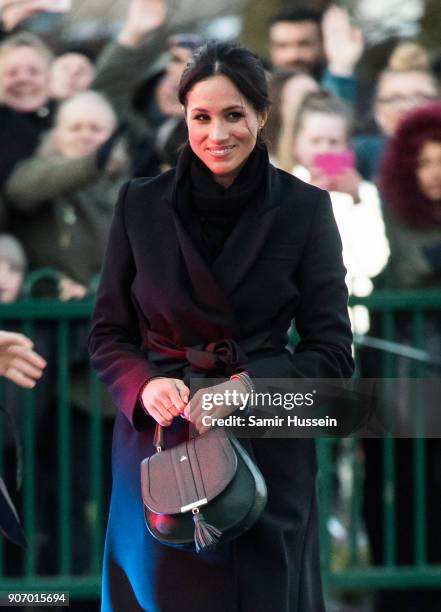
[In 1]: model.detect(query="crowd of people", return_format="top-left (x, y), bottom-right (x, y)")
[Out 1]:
top-left (0, 1), bottom-right (439, 306)
top-left (0, 0), bottom-right (440, 610)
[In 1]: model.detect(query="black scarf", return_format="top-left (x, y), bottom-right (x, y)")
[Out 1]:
top-left (175, 143), bottom-right (268, 263)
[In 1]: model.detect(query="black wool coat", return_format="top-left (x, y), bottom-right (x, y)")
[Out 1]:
top-left (88, 161), bottom-right (354, 612)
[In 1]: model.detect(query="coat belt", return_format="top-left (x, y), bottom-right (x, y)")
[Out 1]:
top-left (143, 330), bottom-right (273, 376)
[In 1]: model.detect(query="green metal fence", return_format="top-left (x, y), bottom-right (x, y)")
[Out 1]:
top-left (0, 288), bottom-right (440, 602)
top-left (0, 296), bottom-right (104, 599)
top-left (319, 288), bottom-right (441, 596)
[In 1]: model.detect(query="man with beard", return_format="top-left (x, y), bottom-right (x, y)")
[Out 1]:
top-left (268, 6), bottom-right (363, 105)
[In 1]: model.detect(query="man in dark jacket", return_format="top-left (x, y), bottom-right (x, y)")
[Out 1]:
top-left (0, 32), bottom-right (55, 190)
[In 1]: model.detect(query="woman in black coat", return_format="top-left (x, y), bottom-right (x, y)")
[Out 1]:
top-left (88, 42), bottom-right (354, 612)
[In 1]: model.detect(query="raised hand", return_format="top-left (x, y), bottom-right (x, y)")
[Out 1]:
top-left (0, 0), bottom-right (48, 31)
top-left (0, 330), bottom-right (46, 389)
top-left (322, 5), bottom-right (364, 77)
top-left (119, 0), bottom-right (168, 48)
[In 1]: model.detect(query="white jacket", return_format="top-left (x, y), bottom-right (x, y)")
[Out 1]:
top-left (293, 166), bottom-right (390, 297)
top-left (292, 166), bottom-right (390, 333)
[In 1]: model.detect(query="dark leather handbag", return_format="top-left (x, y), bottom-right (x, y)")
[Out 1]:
top-left (140, 424), bottom-right (267, 552)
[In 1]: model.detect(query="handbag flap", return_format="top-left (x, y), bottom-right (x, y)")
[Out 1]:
top-left (140, 429), bottom-right (237, 514)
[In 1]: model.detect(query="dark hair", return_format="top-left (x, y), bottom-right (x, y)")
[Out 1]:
top-left (269, 8), bottom-right (322, 27)
top-left (178, 41), bottom-right (270, 113)
top-left (379, 103), bottom-right (441, 229)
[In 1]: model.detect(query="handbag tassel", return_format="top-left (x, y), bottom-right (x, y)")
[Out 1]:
top-left (192, 509), bottom-right (222, 552)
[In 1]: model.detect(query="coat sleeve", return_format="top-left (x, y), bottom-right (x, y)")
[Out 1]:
top-left (245, 190), bottom-right (354, 380)
top-left (4, 153), bottom-right (100, 213)
top-left (92, 39), bottom-right (165, 138)
top-left (88, 181), bottom-right (163, 430)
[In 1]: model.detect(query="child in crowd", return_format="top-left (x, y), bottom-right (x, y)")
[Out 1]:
top-left (290, 91), bottom-right (390, 331)
top-left (0, 234), bottom-right (26, 303)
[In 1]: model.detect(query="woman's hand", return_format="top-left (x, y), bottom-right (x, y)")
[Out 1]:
top-left (183, 378), bottom-right (248, 434)
top-left (0, 330), bottom-right (46, 388)
top-left (141, 377), bottom-right (189, 427)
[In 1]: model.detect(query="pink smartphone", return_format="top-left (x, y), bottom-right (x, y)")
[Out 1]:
top-left (313, 151), bottom-right (355, 177)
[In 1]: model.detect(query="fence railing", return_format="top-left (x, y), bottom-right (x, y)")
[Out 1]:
top-left (0, 288), bottom-right (440, 601)
top-left (318, 289), bottom-right (441, 595)
top-left (0, 297), bottom-right (104, 598)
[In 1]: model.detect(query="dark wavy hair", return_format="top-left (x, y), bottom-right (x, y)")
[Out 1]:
top-left (379, 103), bottom-right (441, 229)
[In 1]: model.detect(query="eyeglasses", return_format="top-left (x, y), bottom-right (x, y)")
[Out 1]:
top-left (376, 94), bottom-right (439, 106)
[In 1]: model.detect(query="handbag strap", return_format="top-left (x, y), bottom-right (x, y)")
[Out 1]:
top-left (153, 421), bottom-right (199, 453)
top-left (153, 423), bottom-right (164, 452)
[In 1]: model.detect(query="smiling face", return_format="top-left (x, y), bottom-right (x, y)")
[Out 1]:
top-left (0, 45), bottom-right (50, 112)
top-left (269, 20), bottom-right (323, 72)
top-left (416, 141), bottom-right (441, 202)
top-left (186, 74), bottom-right (266, 188)
top-left (53, 96), bottom-right (115, 159)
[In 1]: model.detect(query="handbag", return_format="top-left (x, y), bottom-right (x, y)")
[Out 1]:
top-left (140, 423), bottom-right (267, 552)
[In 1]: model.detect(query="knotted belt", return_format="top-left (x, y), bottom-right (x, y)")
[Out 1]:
top-left (143, 330), bottom-right (273, 377)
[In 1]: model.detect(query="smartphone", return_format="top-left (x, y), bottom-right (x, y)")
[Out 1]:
top-left (313, 151), bottom-right (355, 177)
top-left (41, 0), bottom-right (71, 12)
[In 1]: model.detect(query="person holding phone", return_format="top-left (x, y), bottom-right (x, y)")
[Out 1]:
top-left (290, 91), bottom-right (389, 330)
top-left (89, 42), bottom-right (353, 612)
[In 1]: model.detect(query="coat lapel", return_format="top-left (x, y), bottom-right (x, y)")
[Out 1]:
top-left (169, 198), bottom-right (240, 335)
top-left (165, 162), bottom-right (280, 330)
